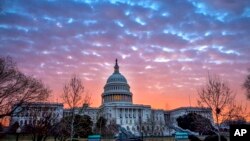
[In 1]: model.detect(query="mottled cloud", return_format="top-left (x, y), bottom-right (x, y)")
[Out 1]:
top-left (1, 0), bottom-right (250, 109)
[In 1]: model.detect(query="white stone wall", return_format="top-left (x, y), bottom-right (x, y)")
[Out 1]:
top-left (63, 107), bottom-right (98, 124)
top-left (11, 102), bottom-right (63, 127)
top-left (11, 102), bottom-right (213, 136)
top-left (168, 107), bottom-right (213, 126)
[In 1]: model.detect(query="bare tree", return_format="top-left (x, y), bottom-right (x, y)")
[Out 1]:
top-left (106, 119), bottom-right (119, 137)
top-left (221, 101), bottom-right (249, 124)
top-left (0, 56), bottom-right (50, 120)
top-left (62, 75), bottom-right (90, 141)
top-left (22, 109), bottom-right (59, 141)
top-left (197, 73), bottom-right (247, 141)
top-left (53, 118), bottom-right (71, 141)
top-left (243, 68), bottom-right (250, 100)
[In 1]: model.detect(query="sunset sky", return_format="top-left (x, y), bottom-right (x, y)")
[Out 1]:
top-left (1, 0), bottom-right (250, 110)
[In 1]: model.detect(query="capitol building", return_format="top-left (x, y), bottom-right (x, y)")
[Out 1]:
top-left (11, 59), bottom-right (213, 136)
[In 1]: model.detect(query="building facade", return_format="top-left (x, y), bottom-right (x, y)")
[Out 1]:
top-left (70, 59), bottom-right (213, 136)
top-left (11, 102), bottom-right (63, 127)
top-left (11, 59), bottom-right (213, 136)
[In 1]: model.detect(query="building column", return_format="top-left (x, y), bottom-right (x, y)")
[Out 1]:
top-left (132, 108), bottom-right (134, 119)
top-left (122, 108), bottom-right (124, 125)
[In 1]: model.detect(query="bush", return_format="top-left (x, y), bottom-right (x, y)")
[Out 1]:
top-left (176, 113), bottom-right (214, 135)
top-left (204, 135), bottom-right (227, 141)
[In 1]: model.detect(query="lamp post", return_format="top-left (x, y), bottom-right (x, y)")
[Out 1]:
top-left (16, 127), bottom-right (21, 141)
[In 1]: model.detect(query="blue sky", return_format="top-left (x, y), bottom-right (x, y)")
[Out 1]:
top-left (1, 0), bottom-right (250, 108)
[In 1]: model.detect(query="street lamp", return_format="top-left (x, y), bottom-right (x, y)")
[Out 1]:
top-left (16, 127), bottom-right (21, 141)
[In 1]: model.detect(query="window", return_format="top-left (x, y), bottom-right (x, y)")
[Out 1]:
top-left (20, 120), bottom-right (23, 126)
top-left (132, 127), bottom-right (134, 131)
top-left (127, 126), bottom-right (130, 130)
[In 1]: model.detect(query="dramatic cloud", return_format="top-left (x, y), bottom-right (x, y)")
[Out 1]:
top-left (1, 0), bottom-right (250, 109)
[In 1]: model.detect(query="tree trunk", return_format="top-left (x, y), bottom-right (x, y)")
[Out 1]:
top-left (15, 133), bottom-right (19, 141)
top-left (32, 133), bottom-right (36, 141)
top-left (216, 115), bottom-right (221, 141)
top-left (70, 108), bottom-right (75, 141)
top-left (43, 135), bottom-right (48, 141)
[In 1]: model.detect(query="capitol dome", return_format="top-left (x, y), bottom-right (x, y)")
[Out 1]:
top-left (106, 71), bottom-right (127, 83)
top-left (102, 59), bottom-right (132, 105)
